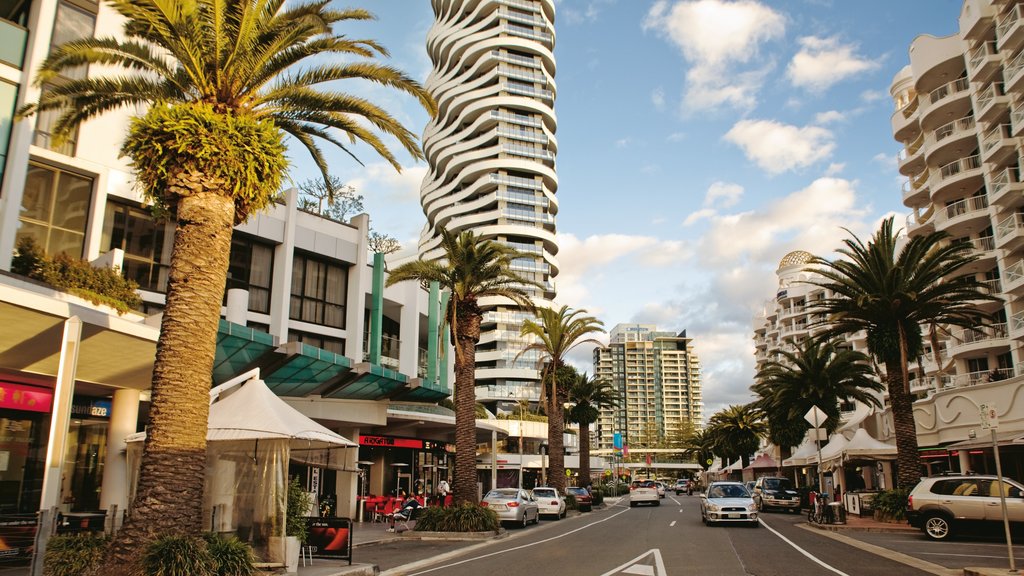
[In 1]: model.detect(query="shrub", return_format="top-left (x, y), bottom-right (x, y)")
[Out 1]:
top-left (413, 503), bottom-right (499, 532)
top-left (11, 237), bottom-right (44, 277)
top-left (589, 487), bottom-right (605, 506)
top-left (286, 477), bottom-right (313, 541)
top-left (43, 533), bottom-right (109, 576)
top-left (873, 488), bottom-right (909, 522)
top-left (142, 535), bottom-right (216, 576)
top-left (564, 493), bottom-right (578, 511)
top-left (204, 533), bottom-right (257, 576)
top-left (37, 254), bottom-right (142, 313)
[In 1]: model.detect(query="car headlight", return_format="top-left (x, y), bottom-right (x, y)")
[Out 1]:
top-left (706, 503), bottom-right (720, 512)
top-left (747, 503), bottom-right (757, 511)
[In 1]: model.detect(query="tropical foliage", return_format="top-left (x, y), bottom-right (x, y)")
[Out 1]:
top-left (386, 229), bottom-right (537, 504)
top-left (752, 338), bottom-right (884, 451)
top-left (19, 1), bottom-right (434, 565)
top-left (679, 428), bottom-right (715, 471)
top-left (519, 306), bottom-right (605, 492)
top-left (807, 216), bottom-right (999, 489)
top-left (567, 371), bottom-right (619, 485)
top-left (413, 502), bottom-right (500, 533)
top-left (705, 404), bottom-right (766, 468)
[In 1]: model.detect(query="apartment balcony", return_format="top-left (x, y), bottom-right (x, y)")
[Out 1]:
top-left (948, 323), bottom-right (1008, 357)
top-left (969, 236), bottom-right (999, 273)
top-left (931, 154), bottom-right (983, 203)
top-left (995, 211), bottom-right (1024, 250)
top-left (935, 194), bottom-right (989, 237)
top-left (906, 205), bottom-right (936, 235)
top-left (997, 4), bottom-right (1024, 54)
top-left (1013, 102), bottom-right (1024, 137)
top-left (921, 77), bottom-right (971, 128)
top-left (986, 166), bottom-right (1024, 204)
top-left (901, 169), bottom-right (931, 205)
top-left (924, 115), bottom-right (977, 166)
top-left (968, 40), bottom-right (1001, 83)
top-left (961, 0), bottom-right (996, 42)
top-left (1012, 309), bottom-right (1024, 340)
top-left (980, 123), bottom-right (1017, 165)
top-left (892, 98), bottom-right (921, 142)
top-left (1003, 259), bottom-right (1024, 295)
top-left (897, 132), bottom-right (926, 176)
top-left (1006, 49), bottom-right (1024, 95)
top-left (973, 82), bottom-right (1010, 124)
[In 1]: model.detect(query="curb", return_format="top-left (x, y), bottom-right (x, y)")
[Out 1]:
top-left (805, 521), bottom-right (919, 534)
top-left (399, 529), bottom-right (509, 541)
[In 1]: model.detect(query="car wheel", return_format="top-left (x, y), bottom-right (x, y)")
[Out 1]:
top-left (654, 500), bottom-right (660, 506)
top-left (751, 520), bottom-right (760, 528)
top-left (630, 501), bottom-right (636, 508)
top-left (923, 513), bottom-right (953, 540)
top-left (521, 514), bottom-right (529, 529)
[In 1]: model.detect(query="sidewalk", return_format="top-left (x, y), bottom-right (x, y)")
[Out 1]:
top-left (805, 512), bottom-right (919, 534)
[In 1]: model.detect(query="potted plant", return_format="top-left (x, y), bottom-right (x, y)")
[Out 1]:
top-left (285, 477), bottom-right (313, 573)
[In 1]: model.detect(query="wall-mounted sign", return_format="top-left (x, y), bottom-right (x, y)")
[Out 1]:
top-left (0, 382), bottom-right (53, 413)
top-left (71, 398), bottom-right (111, 419)
top-left (359, 435), bottom-right (454, 452)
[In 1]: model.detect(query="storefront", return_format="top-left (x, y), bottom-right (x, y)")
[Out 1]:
top-left (357, 434), bottom-right (453, 501)
top-left (0, 380), bottom-right (53, 514)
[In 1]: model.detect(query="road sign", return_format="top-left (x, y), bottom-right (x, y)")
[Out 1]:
top-left (980, 404), bottom-right (999, 430)
top-left (804, 405), bottom-right (827, 428)
top-left (812, 427), bottom-right (828, 441)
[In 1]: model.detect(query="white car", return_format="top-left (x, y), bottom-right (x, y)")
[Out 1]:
top-left (481, 488), bottom-right (540, 527)
top-left (700, 481), bottom-right (759, 527)
top-left (654, 481), bottom-right (667, 498)
top-left (531, 487), bottom-right (567, 519)
top-left (629, 480), bottom-right (660, 507)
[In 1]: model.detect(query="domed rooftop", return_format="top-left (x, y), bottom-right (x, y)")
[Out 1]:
top-left (779, 250), bottom-right (814, 269)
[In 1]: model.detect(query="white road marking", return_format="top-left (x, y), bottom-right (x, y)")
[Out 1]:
top-left (405, 507), bottom-right (633, 575)
top-left (920, 552), bottom-right (1018, 559)
top-left (669, 520), bottom-right (676, 527)
top-left (600, 549), bottom-right (667, 576)
top-left (758, 517), bottom-right (851, 576)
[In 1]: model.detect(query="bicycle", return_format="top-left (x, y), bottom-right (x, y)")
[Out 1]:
top-left (807, 492), bottom-right (833, 524)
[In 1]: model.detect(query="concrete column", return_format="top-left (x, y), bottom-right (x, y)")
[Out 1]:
top-left (368, 253), bottom-right (384, 364)
top-left (344, 214), bottom-right (370, 361)
top-left (40, 317), bottom-right (81, 510)
top-left (958, 449), bottom-right (972, 473)
top-left (269, 188), bottom-right (298, 342)
top-left (426, 282), bottom-right (439, 383)
top-left (99, 388), bottom-right (140, 522)
top-left (225, 288), bottom-right (249, 325)
top-left (878, 461), bottom-right (894, 491)
top-left (398, 281), bottom-right (419, 377)
top-left (335, 427), bottom-right (360, 519)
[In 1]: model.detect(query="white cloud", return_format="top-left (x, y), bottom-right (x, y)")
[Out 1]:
top-left (787, 36), bottom-right (879, 91)
top-left (644, 0), bottom-right (785, 112)
top-left (652, 87), bottom-right (666, 110)
top-left (814, 110), bottom-right (846, 124)
top-left (873, 151), bottom-right (898, 170)
top-left (704, 181), bottom-right (743, 208)
top-left (615, 137), bottom-right (633, 148)
top-left (724, 119), bottom-right (834, 174)
top-left (824, 162), bottom-right (845, 176)
top-left (684, 208), bottom-right (716, 226)
top-left (666, 132), bottom-right (686, 142)
top-left (347, 163), bottom-right (425, 205)
top-left (861, 89), bottom-right (887, 103)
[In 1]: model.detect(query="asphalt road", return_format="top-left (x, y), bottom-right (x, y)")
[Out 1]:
top-left (369, 494), bottom-right (977, 576)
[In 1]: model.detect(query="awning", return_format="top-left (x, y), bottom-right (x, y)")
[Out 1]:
top-left (947, 430), bottom-right (1024, 450)
top-left (783, 434), bottom-right (819, 466)
top-left (743, 453), bottom-right (779, 472)
top-left (841, 428), bottom-right (896, 461)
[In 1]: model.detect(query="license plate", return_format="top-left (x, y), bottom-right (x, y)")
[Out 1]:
top-left (727, 513), bottom-right (739, 519)
top-left (493, 504), bottom-right (507, 511)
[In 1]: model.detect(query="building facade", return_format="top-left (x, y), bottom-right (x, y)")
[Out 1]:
top-left (417, 0), bottom-right (559, 406)
top-left (593, 324), bottom-right (703, 452)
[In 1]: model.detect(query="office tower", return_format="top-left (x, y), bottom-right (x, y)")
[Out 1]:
top-left (593, 324), bottom-right (703, 451)
top-left (419, 0), bottom-right (559, 406)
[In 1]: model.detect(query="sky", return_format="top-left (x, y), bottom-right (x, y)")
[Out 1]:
top-left (289, 0), bottom-right (966, 421)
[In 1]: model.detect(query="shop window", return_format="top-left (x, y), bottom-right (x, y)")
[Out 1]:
top-left (101, 201), bottom-right (173, 293)
top-left (290, 253), bottom-right (346, 328)
top-left (288, 330), bottom-right (344, 355)
top-left (0, 410), bottom-right (47, 514)
top-left (226, 235), bottom-right (274, 314)
top-left (17, 163), bottom-right (92, 258)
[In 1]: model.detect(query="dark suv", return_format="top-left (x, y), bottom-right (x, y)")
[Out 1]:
top-left (752, 477), bottom-right (801, 513)
top-left (906, 474), bottom-right (1024, 540)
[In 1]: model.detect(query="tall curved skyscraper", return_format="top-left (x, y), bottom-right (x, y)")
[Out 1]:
top-left (419, 0), bottom-right (559, 406)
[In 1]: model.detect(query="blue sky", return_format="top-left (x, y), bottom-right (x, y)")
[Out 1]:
top-left (292, 0), bottom-right (965, 420)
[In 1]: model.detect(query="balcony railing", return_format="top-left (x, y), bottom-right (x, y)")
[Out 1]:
top-left (996, 212), bottom-right (1024, 238)
top-left (997, 4), bottom-right (1024, 45)
top-left (1006, 49), bottom-right (1024, 84)
top-left (934, 115), bottom-right (975, 142)
top-left (898, 132), bottom-right (925, 162)
top-left (490, 172), bottom-right (542, 189)
top-left (952, 322), bottom-right (1007, 345)
top-left (941, 194), bottom-right (988, 222)
top-left (989, 166), bottom-right (1021, 198)
top-left (981, 123), bottom-right (1012, 155)
top-left (968, 40), bottom-right (998, 73)
top-left (939, 154), bottom-right (981, 180)
top-left (928, 76), bottom-right (970, 105)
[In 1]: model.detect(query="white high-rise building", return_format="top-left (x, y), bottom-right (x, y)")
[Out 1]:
top-left (418, 0), bottom-right (559, 406)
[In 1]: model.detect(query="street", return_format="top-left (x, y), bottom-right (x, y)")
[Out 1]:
top-left (361, 494), bottom-right (1024, 576)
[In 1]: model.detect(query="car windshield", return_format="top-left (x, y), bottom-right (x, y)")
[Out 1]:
top-left (567, 487), bottom-right (587, 495)
top-left (709, 485), bottom-right (749, 498)
top-left (533, 489), bottom-right (556, 498)
top-left (764, 478), bottom-right (792, 490)
top-left (485, 490), bottom-right (519, 499)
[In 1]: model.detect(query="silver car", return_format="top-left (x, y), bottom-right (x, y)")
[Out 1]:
top-left (531, 487), bottom-right (567, 519)
top-left (700, 482), bottom-right (759, 527)
top-left (481, 488), bottom-right (540, 527)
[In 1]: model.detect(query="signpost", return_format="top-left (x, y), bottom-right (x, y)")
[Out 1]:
top-left (804, 405), bottom-right (828, 499)
top-left (980, 403), bottom-right (1016, 573)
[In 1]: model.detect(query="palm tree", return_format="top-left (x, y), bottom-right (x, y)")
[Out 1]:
top-left (752, 338), bottom-right (884, 452)
top-left (566, 371), bottom-right (618, 486)
top-left (807, 216), bottom-right (1000, 489)
top-left (680, 428), bottom-right (715, 472)
top-left (518, 306), bottom-right (605, 492)
top-left (386, 229), bottom-right (537, 504)
top-left (18, 1), bottom-right (434, 564)
top-left (707, 404), bottom-right (766, 469)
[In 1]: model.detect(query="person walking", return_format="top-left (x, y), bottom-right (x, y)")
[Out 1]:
top-left (437, 478), bottom-right (450, 507)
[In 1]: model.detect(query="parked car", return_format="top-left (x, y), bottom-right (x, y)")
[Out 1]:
top-left (629, 480), bottom-right (660, 507)
top-left (654, 481), bottom-right (667, 498)
top-left (752, 477), bottom-right (801, 513)
top-left (531, 487), bottom-right (567, 520)
top-left (700, 481), bottom-right (758, 527)
top-left (481, 488), bottom-right (540, 527)
top-left (566, 486), bottom-right (594, 512)
top-left (674, 479), bottom-right (689, 495)
top-left (906, 474), bottom-right (1024, 540)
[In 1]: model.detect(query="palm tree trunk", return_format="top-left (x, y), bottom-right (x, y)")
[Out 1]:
top-left (886, 358), bottom-right (924, 489)
top-left (548, 381), bottom-right (566, 492)
top-left (578, 420), bottom-right (591, 486)
top-left (452, 305), bottom-right (481, 505)
top-left (109, 190), bottom-right (235, 567)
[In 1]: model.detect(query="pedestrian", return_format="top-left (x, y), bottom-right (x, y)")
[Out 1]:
top-left (437, 478), bottom-right (450, 507)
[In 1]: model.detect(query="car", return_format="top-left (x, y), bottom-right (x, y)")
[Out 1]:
top-left (629, 480), bottom-right (660, 507)
top-left (673, 479), bottom-right (689, 495)
top-left (531, 487), bottom-right (567, 519)
top-left (481, 488), bottom-right (540, 527)
top-left (566, 486), bottom-right (594, 512)
top-left (745, 480), bottom-right (756, 493)
top-left (654, 481), bottom-right (667, 498)
top-left (752, 477), bottom-right (801, 513)
top-left (700, 481), bottom-right (758, 527)
top-left (905, 474), bottom-right (1024, 540)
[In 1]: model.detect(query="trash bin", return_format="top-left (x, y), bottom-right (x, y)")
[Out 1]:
top-left (828, 502), bottom-right (846, 525)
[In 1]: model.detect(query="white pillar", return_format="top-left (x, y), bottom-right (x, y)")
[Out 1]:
top-left (225, 288), bottom-right (249, 325)
top-left (99, 388), bottom-right (140, 522)
top-left (958, 449), bottom-right (971, 473)
top-left (40, 317), bottom-right (82, 510)
top-left (269, 187), bottom-right (298, 341)
top-left (335, 427), bottom-right (359, 519)
top-left (344, 214), bottom-right (370, 361)
top-left (491, 431), bottom-right (498, 491)
top-left (398, 282), bottom-right (419, 377)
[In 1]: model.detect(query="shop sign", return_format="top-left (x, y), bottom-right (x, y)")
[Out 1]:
top-left (359, 435), bottom-right (423, 449)
top-left (0, 383), bottom-right (53, 413)
top-left (305, 517), bottom-right (352, 560)
top-left (71, 398), bottom-right (111, 419)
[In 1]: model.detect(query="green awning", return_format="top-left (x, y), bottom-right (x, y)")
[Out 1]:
top-left (213, 320), bottom-right (276, 384)
top-left (393, 378), bottom-right (450, 402)
top-left (323, 362), bottom-right (410, 400)
top-left (262, 341), bottom-right (353, 397)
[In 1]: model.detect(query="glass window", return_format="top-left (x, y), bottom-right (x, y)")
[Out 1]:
top-left (0, 80), bottom-right (16, 184)
top-left (50, 2), bottom-right (96, 80)
top-left (102, 201), bottom-right (173, 293)
top-left (226, 235), bottom-right (274, 314)
top-left (290, 253), bottom-right (346, 328)
top-left (288, 330), bottom-right (344, 355)
top-left (17, 164), bottom-right (92, 258)
top-left (0, 1), bottom-right (30, 68)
